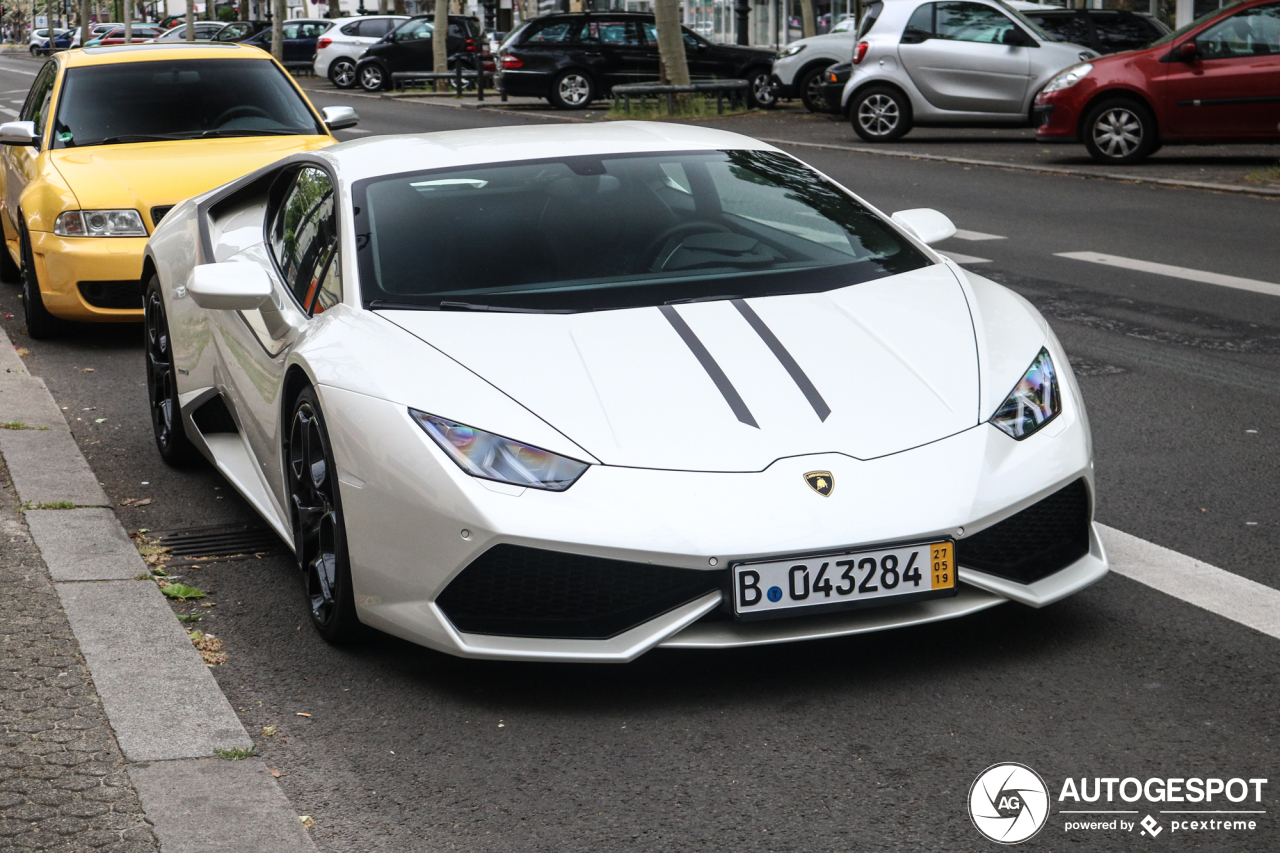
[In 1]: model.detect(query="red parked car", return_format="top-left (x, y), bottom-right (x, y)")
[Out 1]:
top-left (1035, 0), bottom-right (1280, 164)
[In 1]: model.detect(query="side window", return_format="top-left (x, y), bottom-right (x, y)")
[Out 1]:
top-left (21, 63), bottom-right (57, 145)
top-left (578, 20), bottom-right (635, 45)
top-left (903, 3), bottom-right (935, 41)
top-left (523, 21), bottom-right (574, 43)
top-left (269, 168), bottom-right (341, 316)
top-left (1030, 13), bottom-right (1093, 48)
top-left (1091, 13), bottom-right (1156, 52)
top-left (341, 21), bottom-right (361, 36)
top-left (858, 1), bottom-right (885, 38)
top-left (682, 29), bottom-right (702, 48)
top-left (1196, 4), bottom-right (1280, 59)
top-left (397, 19), bottom-right (434, 41)
top-left (299, 24), bottom-right (329, 39)
top-left (642, 22), bottom-right (659, 45)
top-left (936, 2), bottom-right (1018, 44)
top-left (360, 19), bottom-right (394, 38)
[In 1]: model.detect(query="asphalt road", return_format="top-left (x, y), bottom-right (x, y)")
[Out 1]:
top-left (1, 57), bottom-right (1278, 852)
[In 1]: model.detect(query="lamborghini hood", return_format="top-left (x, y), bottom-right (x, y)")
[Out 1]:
top-left (49, 135), bottom-right (333, 218)
top-left (381, 264), bottom-right (980, 472)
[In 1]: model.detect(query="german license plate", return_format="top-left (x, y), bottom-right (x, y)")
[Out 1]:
top-left (732, 541), bottom-right (957, 620)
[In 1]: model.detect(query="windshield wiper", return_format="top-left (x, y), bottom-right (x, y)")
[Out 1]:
top-left (439, 301), bottom-right (569, 314)
top-left (197, 128), bottom-right (304, 138)
top-left (80, 133), bottom-right (186, 146)
top-left (665, 294), bottom-right (742, 305)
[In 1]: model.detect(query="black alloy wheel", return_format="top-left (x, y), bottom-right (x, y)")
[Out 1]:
top-left (19, 223), bottom-right (61, 339)
top-left (329, 57), bottom-right (357, 89)
top-left (1083, 98), bottom-right (1157, 165)
top-left (144, 277), bottom-right (200, 466)
top-left (358, 63), bottom-right (387, 92)
top-left (286, 386), bottom-right (361, 643)
top-left (851, 85), bottom-right (912, 142)
top-left (746, 67), bottom-right (776, 109)
top-left (798, 66), bottom-right (827, 113)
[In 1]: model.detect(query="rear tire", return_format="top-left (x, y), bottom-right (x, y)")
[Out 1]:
top-left (850, 85), bottom-right (912, 142)
top-left (329, 57), bottom-right (357, 89)
top-left (0, 233), bottom-right (21, 284)
top-left (19, 224), bottom-right (61, 340)
top-left (746, 67), bottom-right (776, 109)
top-left (797, 66), bottom-right (827, 113)
top-left (548, 70), bottom-right (594, 109)
top-left (1082, 98), bottom-right (1157, 165)
top-left (286, 386), bottom-right (362, 644)
top-left (144, 277), bottom-right (200, 467)
top-left (357, 63), bottom-right (387, 92)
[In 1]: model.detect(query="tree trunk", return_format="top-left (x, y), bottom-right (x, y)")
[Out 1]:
top-left (186, 0), bottom-right (195, 40)
top-left (124, 0), bottom-right (131, 42)
top-left (433, 0), bottom-right (449, 93)
top-left (801, 0), bottom-right (816, 39)
top-left (240, 0), bottom-right (249, 21)
top-left (328, 0), bottom-right (340, 18)
top-left (394, 0), bottom-right (406, 14)
top-left (653, 0), bottom-right (689, 87)
top-left (79, 0), bottom-right (90, 44)
top-left (271, 0), bottom-right (285, 58)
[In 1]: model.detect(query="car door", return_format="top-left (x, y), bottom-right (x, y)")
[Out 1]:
top-left (898, 1), bottom-right (1033, 114)
top-left (574, 18), bottom-right (634, 89)
top-left (4, 61), bottom-right (56, 240)
top-left (1164, 3), bottom-right (1280, 137)
top-left (216, 165), bottom-right (342, 499)
top-left (384, 18), bottom-right (435, 73)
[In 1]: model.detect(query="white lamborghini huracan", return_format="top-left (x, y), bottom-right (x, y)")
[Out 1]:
top-left (143, 122), bottom-right (1107, 662)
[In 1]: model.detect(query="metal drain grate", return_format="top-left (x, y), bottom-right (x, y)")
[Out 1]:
top-left (148, 523), bottom-right (286, 567)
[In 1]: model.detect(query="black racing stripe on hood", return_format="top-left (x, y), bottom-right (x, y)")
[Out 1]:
top-left (658, 305), bottom-right (759, 429)
top-left (732, 299), bottom-right (831, 422)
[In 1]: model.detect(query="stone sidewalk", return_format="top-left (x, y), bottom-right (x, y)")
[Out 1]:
top-left (0, 454), bottom-right (157, 852)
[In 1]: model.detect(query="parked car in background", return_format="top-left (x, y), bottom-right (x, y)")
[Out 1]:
top-left (151, 22), bottom-right (226, 42)
top-left (313, 14), bottom-right (409, 88)
top-left (71, 23), bottom-right (123, 47)
top-left (30, 30), bottom-right (73, 55)
top-left (841, 0), bottom-right (1097, 141)
top-left (85, 25), bottom-right (166, 47)
top-left (354, 14), bottom-right (481, 92)
top-left (499, 12), bottom-right (777, 109)
top-left (1021, 7), bottom-right (1170, 54)
top-left (1035, 0), bottom-right (1280, 163)
top-left (244, 19), bottom-right (334, 66)
top-left (28, 28), bottom-right (69, 54)
top-left (819, 60), bottom-right (853, 111)
top-left (214, 20), bottom-right (272, 43)
top-left (772, 0), bottom-right (882, 111)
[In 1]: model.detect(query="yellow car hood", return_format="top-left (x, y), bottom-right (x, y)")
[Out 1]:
top-left (50, 135), bottom-right (333, 221)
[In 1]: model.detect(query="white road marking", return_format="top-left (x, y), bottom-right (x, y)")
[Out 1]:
top-left (937, 250), bottom-right (991, 265)
top-left (2, 88), bottom-right (28, 94)
top-left (952, 229), bottom-right (1006, 241)
top-left (0, 108), bottom-right (16, 118)
top-left (1057, 251), bottom-right (1280, 299)
top-left (0, 66), bottom-right (38, 76)
top-left (1100, 524), bottom-right (1280, 642)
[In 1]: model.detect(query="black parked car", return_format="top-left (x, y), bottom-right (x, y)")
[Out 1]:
top-left (498, 12), bottom-right (777, 110)
top-left (354, 15), bottom-right (484, 92)
top-left (214, 20), bottom-right (272, 43)
top-left (243, 19), bottom-right (334, 66)
top-left (1020, 9), bottom-right (1170, 55)
top-left (818, 60), bottom-right (851, 114)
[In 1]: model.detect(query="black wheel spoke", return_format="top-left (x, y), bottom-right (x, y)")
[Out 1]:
top-left (288, 400), bottom-right (348, 633)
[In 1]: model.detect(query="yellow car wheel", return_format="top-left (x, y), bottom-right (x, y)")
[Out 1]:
top-left (0, 238), bottom-right (19, 284)
top-left (20, 225), bottom-right (62, 340)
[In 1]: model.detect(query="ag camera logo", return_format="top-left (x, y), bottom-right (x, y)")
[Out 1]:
top-left (969, 763), bottom-right (1050, 844)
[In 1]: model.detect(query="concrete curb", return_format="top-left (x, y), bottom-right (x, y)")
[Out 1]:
top-left (754, 137), bottom-right (1280, 199)
top-left (0, 325), bottom-right (317, 853)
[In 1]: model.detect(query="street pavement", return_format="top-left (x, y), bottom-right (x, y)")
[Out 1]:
top-left (1, 56), bottom-right (1278, 851)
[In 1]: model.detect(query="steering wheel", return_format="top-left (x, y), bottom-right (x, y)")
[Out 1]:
top-left (643, 221), bottom-right (732, 270)
top-left (212, 105), bottom-right (273, 127)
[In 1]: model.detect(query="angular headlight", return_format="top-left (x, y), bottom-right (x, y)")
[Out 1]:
top-left (1041, 63), bottom-right (1092, 94)
top-left (778, 43), bottom-right (806, 58)
top-left (54, 209), bottom-right (147, 237)
top-left (410, 410), bottom-right (588, 491)
top-left (990, 349), bottom-right (1060, 440)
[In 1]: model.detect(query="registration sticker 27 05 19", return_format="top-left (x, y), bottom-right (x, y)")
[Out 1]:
top-left (732, 540), bottom-right (958, 621)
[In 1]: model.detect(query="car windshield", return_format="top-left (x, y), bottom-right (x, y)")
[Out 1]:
top-left (353, 149), bottom-right (929, 313)
top-left (992, 0), bottom-right (1056, 42)
top-left (51, 59), bottom-right (324, 149)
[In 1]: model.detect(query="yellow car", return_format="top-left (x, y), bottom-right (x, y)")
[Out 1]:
top-left (0, 43), bottom-right (357, 337)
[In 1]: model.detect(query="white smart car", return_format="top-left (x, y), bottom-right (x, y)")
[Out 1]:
top-left (311, 14), bottom-right (408, 88)
top-left (142, 123), bottom-right (1106, 662)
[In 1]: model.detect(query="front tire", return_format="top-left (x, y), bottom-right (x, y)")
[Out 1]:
top-left (329, 57), bottom-right (357, 89)
top-left (357, 63), bottom-right (387, 92)
top-left (797, 66), bottom-right (827, 113)
top-left (850, 85), bottom-right (912, 142)
top-left (286, 387), bottom-right (361, 644)
top-left (548, 69), bottom-right (593, 109)
top-left (0, 235), bottom-right (21, 284)
top-left (746, 67), bottom-right (776, 109)
top-left (144, 277), bottom-right (200, 467)
top-left (1083, 98), bottom-right (1157, 165)
top-left (19, 225), bottom-right (61, 339)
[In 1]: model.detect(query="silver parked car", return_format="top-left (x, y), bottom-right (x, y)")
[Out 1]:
top-left (841, 0), bottom-right (1096, 141)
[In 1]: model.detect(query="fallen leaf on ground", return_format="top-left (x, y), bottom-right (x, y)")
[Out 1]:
top-left (262, 725), bottom-right (277, 737)
top-left (188, 630), bottom-right (227, 665)
top-left (296, 712), bottom-right (311, 718)
top-left (93, 418), bottom-right (107, 424)
top-left (299, 816), bottom-right (315, 829)
top-left (161, 583), bottom-right (206, 600)
top-left (269, 767), bottom-right (283, 778)
top-left (80, 368), bottom-right (94, 373)
top-left (15, 347), bottom-right (29, 357)
top-left (121, 498), bottom-right (153, 507)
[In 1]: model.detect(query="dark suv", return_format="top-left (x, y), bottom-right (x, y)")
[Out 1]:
top-left (498, 12), bottom-right (777, 109)
top-left (354, 15), bottom-right (483, 92)
top-left (1020, 9), bottom-right (1169, 55)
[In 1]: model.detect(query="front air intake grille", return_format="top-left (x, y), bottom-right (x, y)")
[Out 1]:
top-left (957, 479), bottom-right (1091, 584)
top-left (436, 544), bottom-right (722, 639)
top-left (150, 205), bottom-right (175, 227)
top-left (77, 280), bottom-right (141, 310)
